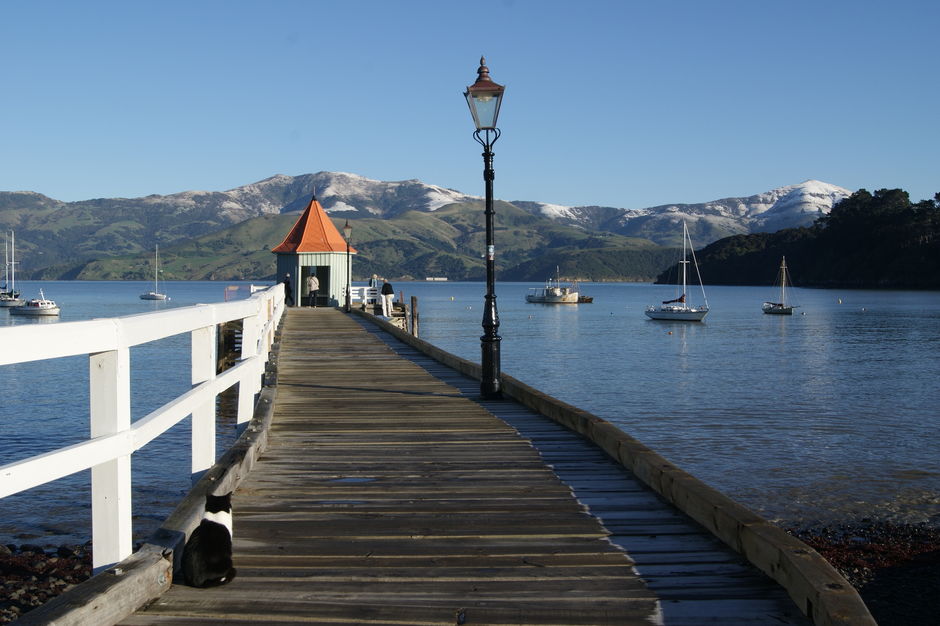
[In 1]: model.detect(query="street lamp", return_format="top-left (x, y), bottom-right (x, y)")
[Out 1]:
top-left (343, 219), bottom-right (352, 313)
top-left (464, 56), bottom-right (505, 399)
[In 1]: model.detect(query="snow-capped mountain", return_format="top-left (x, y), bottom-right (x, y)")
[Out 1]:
top-left (519, 179), bottom-right (851, 245)
top-left (206, 172), bottom-right (848, 247)
top-left (198, 172), bottom-right (479, 219)
top-left (1, 173), bottom-right (851, 252)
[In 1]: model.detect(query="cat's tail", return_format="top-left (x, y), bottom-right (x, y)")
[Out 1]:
top-left (201, 567), bottom-right (237, 588)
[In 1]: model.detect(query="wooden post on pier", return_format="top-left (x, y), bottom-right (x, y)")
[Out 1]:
top-left (410, 294), bottom-right (419, 337)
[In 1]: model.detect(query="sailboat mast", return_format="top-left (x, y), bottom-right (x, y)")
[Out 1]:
top-left (780, 256), bottom-right (787, 305)
top-left (680, 221), bottom-right (689, 298)
top-left (10, 231), bottom-right (15, 292)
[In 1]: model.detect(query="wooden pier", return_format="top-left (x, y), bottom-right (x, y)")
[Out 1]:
top-left (115, 308), bottom-right (854, 625)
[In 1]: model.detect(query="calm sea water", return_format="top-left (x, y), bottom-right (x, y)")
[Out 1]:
top-left (0, 281), bottom-right (258, 546)
top-left (2, 279), bottom-right (939, 547)
top-left (399, 280), bottom-right (940, 529)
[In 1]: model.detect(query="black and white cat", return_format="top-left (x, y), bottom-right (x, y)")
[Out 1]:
top-left (181, 492), bottom-right (237, 587)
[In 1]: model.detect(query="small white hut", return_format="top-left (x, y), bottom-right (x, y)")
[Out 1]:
top-left (272, 194), bottom-right (355, 307)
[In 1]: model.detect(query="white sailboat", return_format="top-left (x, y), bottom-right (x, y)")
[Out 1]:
top-left (762, 256), bottom-right (798, 315)
top-left (645, 220), bottom-right (709, 321)
top-left (140, 245), bottom-right (170, 301)
top-left (1, 231), bottom-right (23, 307)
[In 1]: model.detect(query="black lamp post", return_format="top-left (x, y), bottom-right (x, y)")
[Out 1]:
top-left (464, 56), bottom-right (505, 399)
top-left (343, 219), bottom-right (352, 313)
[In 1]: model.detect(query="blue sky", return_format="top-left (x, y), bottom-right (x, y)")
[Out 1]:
top-left (2, 0), bottom-right (937, 208)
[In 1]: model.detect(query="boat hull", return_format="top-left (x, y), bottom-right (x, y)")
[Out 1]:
top-left (525, 284), bottom-right (579, 304)
top-left (762, 303), bottom-right (793, 315)
top-left (0, 298), bottom-right (23, 307)
top-left (645, 306), bottom-right (708, 321)
top-left (140, 292), bottom-right (169, 301)
top-left (10, 305), bottom-right (59, 316)
top-left (525, 293), bottom-right (579, 304)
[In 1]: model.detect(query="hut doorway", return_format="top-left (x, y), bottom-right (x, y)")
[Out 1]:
top-left (302, 266), bottom-right (329, 307)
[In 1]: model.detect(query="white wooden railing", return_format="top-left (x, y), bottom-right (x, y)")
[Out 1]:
top-left (348, 286), bottom-right (397, 304)
top-left (0, 284), bottom-right (284, 570)
top-left (348, 285), bottom-right (378, 304)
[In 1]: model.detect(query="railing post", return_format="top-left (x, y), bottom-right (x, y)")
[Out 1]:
top-left (191, 324), bottom-right (217, 475)
top-left (89, 347), bottom-right (132, 572)
top-left (238, 312), bottom-right (260, 424)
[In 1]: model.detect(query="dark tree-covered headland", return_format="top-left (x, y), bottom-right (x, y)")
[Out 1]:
top-left (671, 189), bottom-right (940, 289)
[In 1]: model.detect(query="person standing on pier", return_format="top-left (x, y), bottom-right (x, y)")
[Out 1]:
top-left (368, 274), bottom-right (379, 305)
top-left (282, 274), bottom-right (294, 306)
top-left (380, 278), bottom-right (394, 317)
top-left (306, 274), bottom-right (319, 308)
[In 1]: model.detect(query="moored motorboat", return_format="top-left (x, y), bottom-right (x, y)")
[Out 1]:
top-left (526, 269), bottom-right (580, 304)
top-left (645, 220), bottom-right (709, 321)
top-left (9, 289), bottom-right (60, 316)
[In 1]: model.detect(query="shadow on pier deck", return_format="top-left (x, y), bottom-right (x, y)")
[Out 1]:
top-left (119, 308), bottom-right (862, 625)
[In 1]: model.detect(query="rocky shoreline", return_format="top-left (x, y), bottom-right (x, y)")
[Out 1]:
top-left (3, 521), bottom-right (939, 624)
top-left (0, 543), bottom-right (92, 623)
top-left (788, 521), bottom-right (940, 626)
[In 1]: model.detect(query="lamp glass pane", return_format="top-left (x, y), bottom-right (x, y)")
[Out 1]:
top-left (466, 91), bottom-right (502, 130)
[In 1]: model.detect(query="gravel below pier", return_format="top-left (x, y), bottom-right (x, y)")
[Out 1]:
top-left (789, 521), bottom-right (940, 626)
top-left (0, 543), bottom-right (92, 623)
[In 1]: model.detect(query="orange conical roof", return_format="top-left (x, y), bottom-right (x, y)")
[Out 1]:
top-left (271, 195), bottom-right (357, 253)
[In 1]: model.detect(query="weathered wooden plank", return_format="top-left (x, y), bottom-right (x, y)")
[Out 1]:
top-left (118, 309), bottom-right (818, 625)
top-left (361, 315), bottom-right (814, 626)
top-left (126, 599), bottom-right (662, 626)
top-left (123, 309), bottom-right (664, 625)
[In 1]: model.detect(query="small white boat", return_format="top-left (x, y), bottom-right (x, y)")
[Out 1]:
top-left (10, 289), bottom-right (60, 316)
top-left (526, 269), bottom-right (580, 304)
top-left (1, 231), bottom-right (23, 308)
top-left (762, 256), bottom-right (798, 315)
top-left (140, 245), bottom-right (169, 301)
top-left (645, 221), bottom-right (709, 321)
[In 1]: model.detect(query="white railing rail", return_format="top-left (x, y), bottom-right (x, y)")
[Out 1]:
top-left (347, 286), bottom-right (396, 304)
top-left (0, 284), bottom-right (285, 570)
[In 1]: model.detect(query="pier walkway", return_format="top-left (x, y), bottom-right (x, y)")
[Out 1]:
top-left (124, 308), bottom-right (811, 625)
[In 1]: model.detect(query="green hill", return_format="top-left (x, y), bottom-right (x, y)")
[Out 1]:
top-left (61, 202), bottom-right (670, 282)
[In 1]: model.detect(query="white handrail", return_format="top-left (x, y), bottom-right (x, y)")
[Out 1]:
top-left (0, 284), bottom-right (285, 571)
top-left (347, 286), bottom-right (394, 304)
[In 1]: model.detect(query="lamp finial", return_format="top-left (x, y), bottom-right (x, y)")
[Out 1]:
top-left (476, 56), bottom-right (491, 82)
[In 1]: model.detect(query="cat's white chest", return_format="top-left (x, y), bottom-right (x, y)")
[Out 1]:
top-left (203, 509), bottom-right (233, 536)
